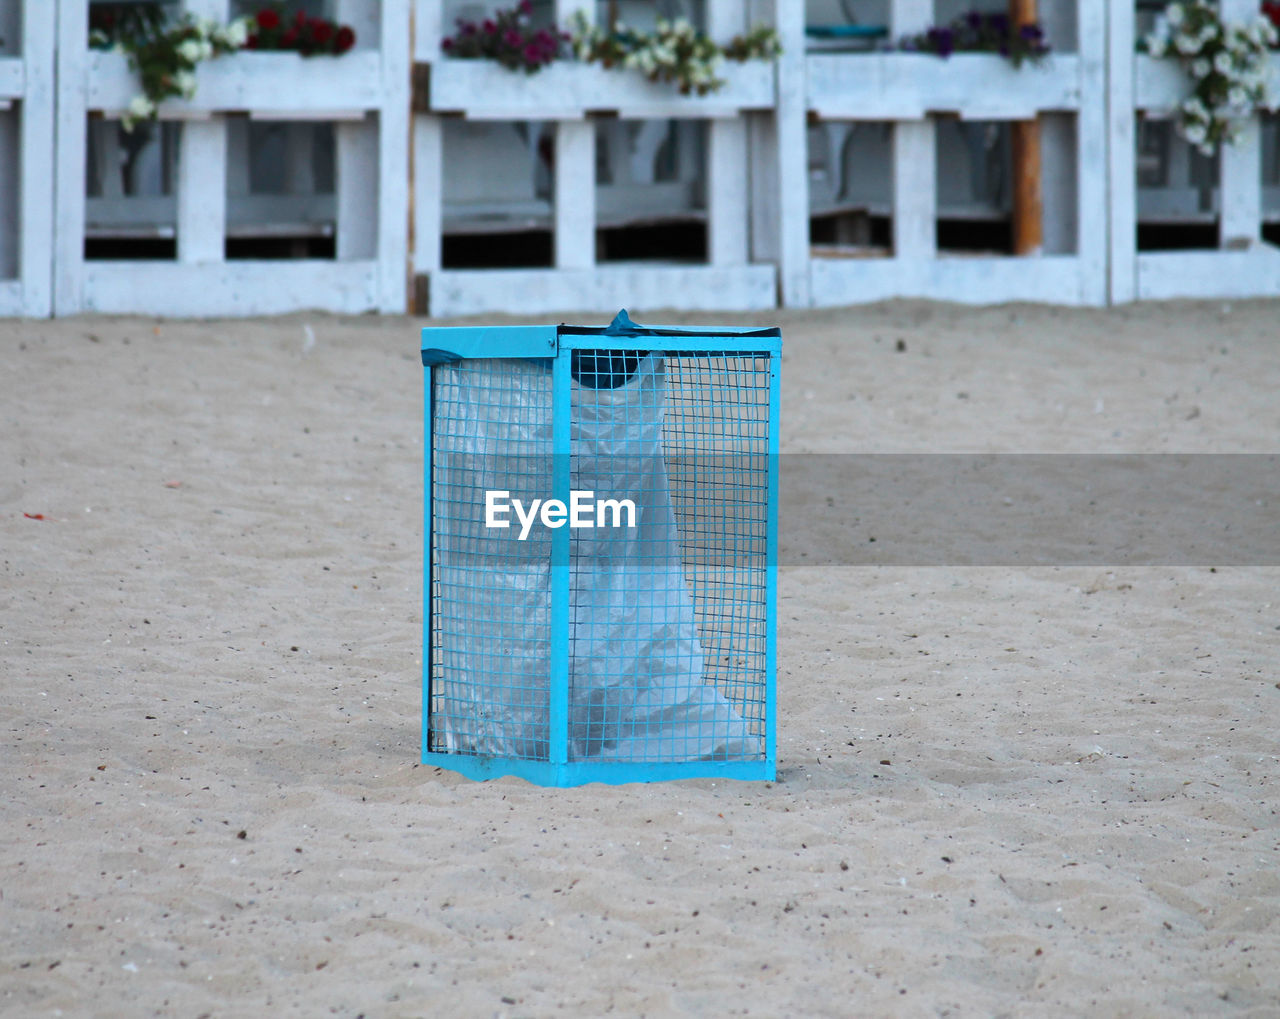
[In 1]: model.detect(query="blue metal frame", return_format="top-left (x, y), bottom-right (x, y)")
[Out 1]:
top-left (420, 316), bottom-right (780, 787)
top-left (419, 752), bottom-right (775, 787)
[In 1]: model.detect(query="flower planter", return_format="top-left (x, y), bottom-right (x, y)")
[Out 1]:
top-left (1134, 53), bottom-right (1190, 115)
top-left (86, 49), bottom-right (384, 116)
top-left (806, 51), bottom-right (1081, 121)
top-left (426, 58), bottom-right (775, 119)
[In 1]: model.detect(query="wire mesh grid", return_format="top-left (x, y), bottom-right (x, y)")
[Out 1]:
top-left (430, 358), bottom-right (554, 760)
top-left (426, 331), bottom-right (775, 781)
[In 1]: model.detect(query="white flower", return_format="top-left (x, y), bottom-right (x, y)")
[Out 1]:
top-left (225, 18), bottom-right (250, 48)
top-left (127, 93), bottom-right (155, 120)
top-left (1228, 86), bottom-right (1247, 107)
top-left (1175, 32), bottom-right (1200, 55)
top-left (1213, 51), bottom-right (1233, 74)
top-left (1184, 122), bottom-right (1207, 144)
top-left (1167, 3), bottom-right (1185, 27)
top-left (1146, 33), bottom-right (1167, 57)
top-left (175, 70), bottom-right (197, 98)
top-left (1192, 57), bottom-right (1210, 77)
top-left (178, 38), bottom-right (202, 64)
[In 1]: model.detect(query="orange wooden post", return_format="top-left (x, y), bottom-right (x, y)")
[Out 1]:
top-left (1009, 0), bottom-right (1043, 255)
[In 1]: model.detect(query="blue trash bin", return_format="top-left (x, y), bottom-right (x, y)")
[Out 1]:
top-left (420, 311), bottom-right (779, 786)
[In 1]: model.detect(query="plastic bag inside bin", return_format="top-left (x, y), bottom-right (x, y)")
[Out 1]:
top-left (432, 351), bottom-right (757, 763)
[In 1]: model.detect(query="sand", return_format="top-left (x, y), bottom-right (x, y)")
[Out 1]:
top-left (2, 301), bottom-right (1278, 1016)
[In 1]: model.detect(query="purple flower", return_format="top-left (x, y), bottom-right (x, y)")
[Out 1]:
top-left (482, 18), bottom-right (496, 34)
top-left (459, 21), bottom-right (476, 36)
top-left (1018, 24), bottom-right (1043, 41)
top-left (929, 26), bottom-right (954, 58)
top-left (519, 0), bottom-right (532, 13)
top-left (966, 11), bottom-right (982, 30)
top-left (524, 42), bottom-right (540, 62)
top-left (989, 13), bottom-right (1009, 34)
top-left (505, 28), bottom-right (521, 46)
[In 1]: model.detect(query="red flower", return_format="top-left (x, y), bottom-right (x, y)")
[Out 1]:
top-left (281, 27), bottom-right (298, 47)
top-left (246, 33), bottom-right (259, 49)
top-left (256, 9), bottom-right (280, 30)
top-left (311, 19), bottom-right (334, 45)
top-left (294, 10), bottom-right (307, 28)
top-left (1265, 1), bottom-right (1280, 29)
top-left (335, 25), bottom-right (355, 53)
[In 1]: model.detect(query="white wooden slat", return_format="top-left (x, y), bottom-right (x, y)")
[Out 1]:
top-left (412, 115), bottom-right (442, 274)
top-left (807, 54), bottom-right (1083, 122)
top-left (376, 0), bottom-right (410, 312)
top-left (707, 116), bottom-right (748, 267)
top-left (773, 0), bottom-right (809, 307)
top-left (1074, 0), bottom-right (1109, 306)
top-left (430, 265), bottom-right (776, 317)
top-left (705, 0), bottom-right (750, 268)
top-left (174, 3), bottom-right (229, 268)
top-left (889, 0), bottom-right (931, 35)
top-left (0, 280), bottom-right (25, 315)
top-left (336, 116), bottom-right (379, 261)
top-left (414, 0), bottom-right (442, 63)
top-left (1107, 0), bottom-right (1137, 304)
top-left (18, 0), bottom-right (55, 314)
top-left (177, 120), bottom-right (227, 263)
top-left (892, 121), bottom-right (935, 261)
top-left (553, 120), bottom-right (594, 271)
top-left (427, 61), bottom-right (775, 121)
top-left (54, 0), bottom-right (89, 315)
top-left (1220, 120), bottom-right (1262, 249)
top-left (811, 255), bottom-right (1092, 307)
top-left (82, 260), bottom-right (381, 315)
top-left (0, 57), bottom-right (23, 98)
top-left (87, 51), bottom-right (385, 116)
top-left (1137, 249), bottom-right (1280, 299)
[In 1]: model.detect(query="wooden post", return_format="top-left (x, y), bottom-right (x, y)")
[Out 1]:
top-left (553, 1), bottom-right (594, 270)
top-left (890, 0), bottom-right (935, 262)
top-left (1218, 0), bottom-right (1261, 251)
top-left (54, 0), bottom-right (88, 314)
top-left (706, 0), bottom-right (748, 267)
top-left (177, 0), bottom-right (229, 265)
top-left (1009, 0), bottom-right (1042, 255)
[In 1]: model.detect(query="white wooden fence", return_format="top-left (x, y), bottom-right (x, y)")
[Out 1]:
top-left (1, 1), bottom-right (1278, 317)
top-left (1109, 0), bottom-right (1280, 301)
top-left (412, 0), bottom-right (780, 317)
top-left (0, 0), bottom-right (54, 316)
top-left (53, 0), bottom-right (408, 316)
top-left (798, 0), bottom-right (1110, 307)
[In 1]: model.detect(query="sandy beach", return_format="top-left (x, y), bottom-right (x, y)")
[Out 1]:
top-left (3, 300), bottom-right (1278, 1016)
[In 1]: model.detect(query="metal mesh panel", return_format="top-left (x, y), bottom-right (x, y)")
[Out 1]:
top-left (429, 358), bottom-right (553, 760)
top-left (663, 355), bottom-right (771, 757)
top-left (425, 331), bottom-right (775, 784)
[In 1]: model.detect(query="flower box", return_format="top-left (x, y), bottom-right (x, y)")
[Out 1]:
top-left (425, 57), bottom-right (775, 120)
top-left (1134, 53), bottom-right (1189, 115)
top-left (806, 51), bottom-right (1081, 121)
top-left (86, 49), bottom-right (384, 117)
